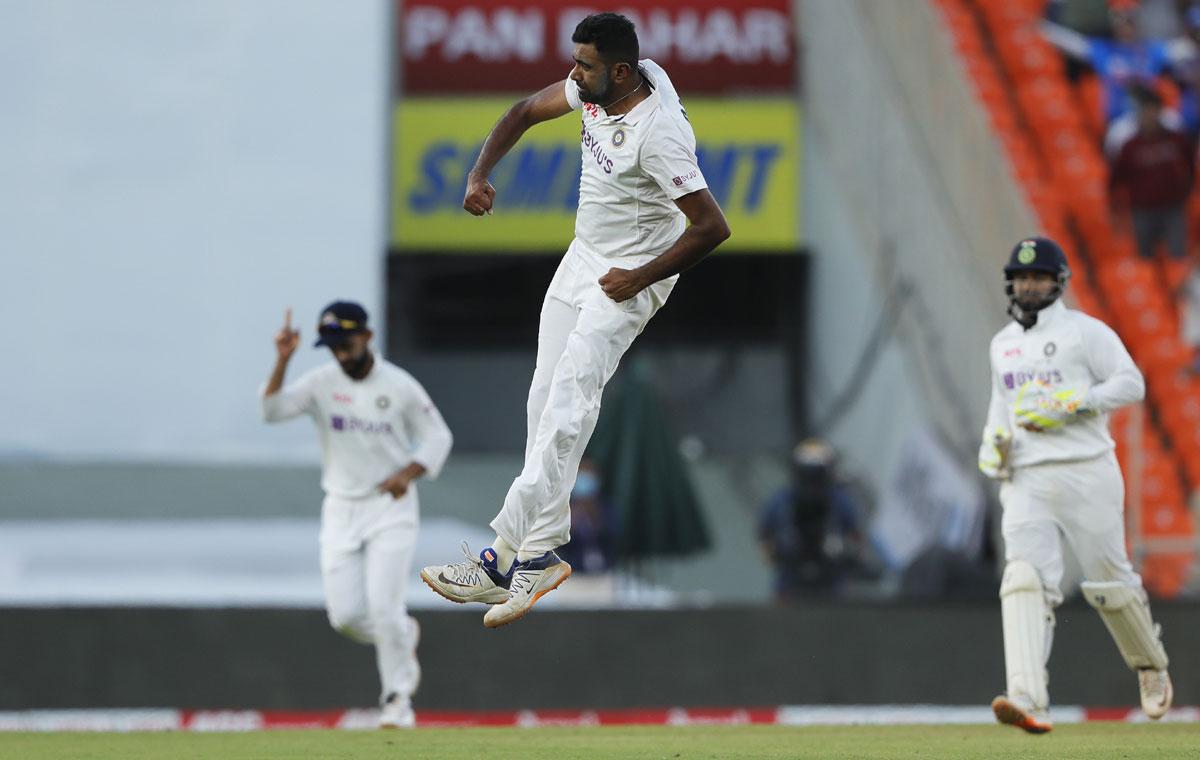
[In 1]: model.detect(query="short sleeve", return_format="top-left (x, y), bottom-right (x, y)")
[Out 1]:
top-left (397, 372), bottom-right (453, 479)
top-left (564, 75), bottom-right (582, 111)
top-left (260, 368), bottom-right (319, 423)
top-left (641, 122), bottom-right (708, 200)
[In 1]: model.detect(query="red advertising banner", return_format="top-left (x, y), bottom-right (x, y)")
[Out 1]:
top-left (396, 0), bottom-right (796, 95)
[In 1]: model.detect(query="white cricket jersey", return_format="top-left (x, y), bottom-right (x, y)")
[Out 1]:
top-left (983, 300), bottom-right (1144, 468)
top-left (261, 357), bottom-right (453, 500)
top-left (564, 58), bottom-right (708, 259)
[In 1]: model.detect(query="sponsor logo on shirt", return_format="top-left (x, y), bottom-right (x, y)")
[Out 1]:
top-left (332, 393), bottom-right (353, 404)
top-left (1002, 369), bottom-right (1063, 390)
top-left (673, 169), bottom-right (698, 186)
top-left (580, 127), bottom-right (614, 174)
top-left (330, 415), bottom-right (395, 434)
top-left (1003, 347), bottom-right (1022, 358)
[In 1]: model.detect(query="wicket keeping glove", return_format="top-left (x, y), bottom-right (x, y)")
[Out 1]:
top-left (1013, 380), bottom-right (1091, 432)
top-left (978, 426), bottom-right (1013, 480)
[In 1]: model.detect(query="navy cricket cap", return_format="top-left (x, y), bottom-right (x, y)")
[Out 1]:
top-left (1004, 237), bottom-right (1070, 278)
top-left (313, 301), bottom-right (369, 347)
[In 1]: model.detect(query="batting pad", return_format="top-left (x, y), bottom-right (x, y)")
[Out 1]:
top-left (1000, 561), bottom-right (1051, 709)
top-left (1081, 581), bottom-right (1169, 671)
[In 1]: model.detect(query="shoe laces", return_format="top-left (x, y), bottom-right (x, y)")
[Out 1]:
top-left (510, 566), bottom-right (540, 595)
top-left (442, 541), bottom-right (487, 586)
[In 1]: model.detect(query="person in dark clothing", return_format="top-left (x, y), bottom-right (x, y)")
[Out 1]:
top-left (1109, 83), bottom-right (1196, 260)
top-left (558, 458), bottom-right (617, 574)
top-left (758, 439), bottom-right (867, 600)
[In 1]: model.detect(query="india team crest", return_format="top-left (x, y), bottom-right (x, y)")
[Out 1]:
top-left (376, 395), bottom-right (390, 409)
top-left (612, 128), bottom-right (626, 147)
top-left (1017, 241), bottom-right (1037, 264)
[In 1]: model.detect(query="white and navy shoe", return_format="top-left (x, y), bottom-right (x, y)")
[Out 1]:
top-left (420, 542), bottom-right (513, 604)
top-left (482, 550), bottom-right (572, 628)
top-left (379, 692), bottom-right (415, 729)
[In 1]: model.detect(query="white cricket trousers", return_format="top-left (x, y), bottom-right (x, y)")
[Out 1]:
top-left (491, 239), bottom-right (676, 554)
top-left (320, 491), bottom-right (420, 702)
top-left (1000, 451), bottom-right (1143, 607)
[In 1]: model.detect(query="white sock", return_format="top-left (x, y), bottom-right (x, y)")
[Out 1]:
top-left (491, 536), bottom-right (516, 573)
top-left (516, 548), bottom-right (544, 563)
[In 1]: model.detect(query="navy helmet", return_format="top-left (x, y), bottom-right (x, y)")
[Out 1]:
top-left (1004, 237), bottom-right (1070, 327)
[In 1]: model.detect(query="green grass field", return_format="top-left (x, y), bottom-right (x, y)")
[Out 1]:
top-left (1, 723), bottom-right (1197, 760)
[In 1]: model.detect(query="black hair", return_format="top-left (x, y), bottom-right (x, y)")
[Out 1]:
top-left (571, 13), bottom-right (639, 66)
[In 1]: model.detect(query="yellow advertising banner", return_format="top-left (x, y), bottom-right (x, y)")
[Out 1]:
top-left (391, 98), bottom-right (800, 251)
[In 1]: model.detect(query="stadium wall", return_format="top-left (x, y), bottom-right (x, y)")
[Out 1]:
top-left (0, 0), bottom-right (390, 465)
top-left (800, 0), bottom-right (1036, 485)
top-left (2, 604), bottom-right (1194, 710)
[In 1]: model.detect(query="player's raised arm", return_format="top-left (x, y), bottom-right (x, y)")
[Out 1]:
top-left (260, 306), bottom-right (317, 423)
top-left (265, 307), bottom-right (300, 396)
top-left (463, 81), bottom-right (573, 216)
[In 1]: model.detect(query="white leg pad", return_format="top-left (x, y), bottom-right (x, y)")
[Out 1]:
top-left (1080, 581), bottom-right (1169, 671)
top-left (1000, 561), bottom-right (1051, 710)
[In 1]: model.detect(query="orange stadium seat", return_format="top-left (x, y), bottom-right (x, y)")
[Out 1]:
top-left (1073, 74), bottom-right (1106, 143)
top-left (1016, 78), bottom-right (1085, 133)
top-left (1068, 276), bottom-right (1108, 319)
top-left (1160, 257), bottom-right (1193, 292)
top-left (974, 0), bottom-right (1045, 31)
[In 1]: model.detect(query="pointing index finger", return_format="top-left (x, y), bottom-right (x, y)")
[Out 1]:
top-left (284, 307), bottom-right (292, 330)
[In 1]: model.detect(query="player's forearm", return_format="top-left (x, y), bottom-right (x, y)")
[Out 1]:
top-left (264, 357), bottom-right (290, 396)
top-left (468, 101), bottom-right (535, 182)
top-left (630, 219), bottom-right (731, 286)
top-left (397, 461), bottom-right (427, 485)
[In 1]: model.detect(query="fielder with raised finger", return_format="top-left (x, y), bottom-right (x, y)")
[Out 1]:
top-left (260, 301), bottom-right (453, 728)
top-left (979, 237), bottom-right (1172, 734)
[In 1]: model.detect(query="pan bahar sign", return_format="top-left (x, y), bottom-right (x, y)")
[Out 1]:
top-left (396, 0), bottom-right (796, 95)
top-left (391, 98), bottom-right (800, 251)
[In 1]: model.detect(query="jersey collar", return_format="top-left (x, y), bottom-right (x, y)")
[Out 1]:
top-left (602, 87), bottom-right (659, 127)
top-left (1031, 299), bottom-right (1067, 330)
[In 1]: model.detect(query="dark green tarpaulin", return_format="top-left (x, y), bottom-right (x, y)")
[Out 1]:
top-left (585, 359), bottom-right (711, 560)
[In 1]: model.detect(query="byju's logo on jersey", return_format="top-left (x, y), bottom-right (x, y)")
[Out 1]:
top-left (1002, 369), bottom-right (1063, 390)
top-left (580, 127), bottom-right (614, 174)
top-left (673, 170), bottom-right (699, 186)
top-left (331, 415), bottom-right (394, 434)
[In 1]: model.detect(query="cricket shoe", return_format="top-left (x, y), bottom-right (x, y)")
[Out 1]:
top-left (1138, 669), bottom-right (1173, 719)
top-left (482, 551), bottom-right (572, 628)
top-left (991, 695), bottom-right (1052, 734)
top-left (379, 692), bottom-right (415, 729)
top-left (420, 542), bottom-right (512, 604)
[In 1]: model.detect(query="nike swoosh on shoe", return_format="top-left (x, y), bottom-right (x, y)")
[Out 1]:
top-left (437, 572), bottom-right (476, 588)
